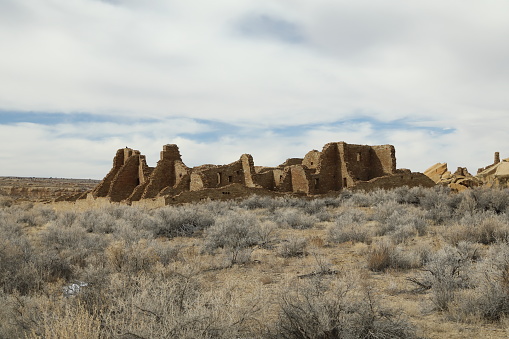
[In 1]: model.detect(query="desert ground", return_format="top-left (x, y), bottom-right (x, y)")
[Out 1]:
top-left (0, 176), bottom-right (99, 202)
top-left (2, 181), bottom-right (509, 338)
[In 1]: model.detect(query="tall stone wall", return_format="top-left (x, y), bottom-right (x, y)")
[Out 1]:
top-left (141, 145), bottom-right (186, 199)
top-left (340, 143), bottom-right (372, 182)
top-left (108, 153), bottom-right (143, 202)
top-left (316, 143), bottom-right (343, 192)
top-left (370, 145), bottom-right (397, 177)
top-left (241, 154), bottom-right (256, 188)
top-left (142, 159), bottom-right (175, 199)
top-left (290, 166), bottom-right (310, 194)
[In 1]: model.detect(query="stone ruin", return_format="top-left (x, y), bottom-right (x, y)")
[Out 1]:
top-left (79, 141), bottom-right (434, 205)
top-left (477, 152), bottom-right (509, 188)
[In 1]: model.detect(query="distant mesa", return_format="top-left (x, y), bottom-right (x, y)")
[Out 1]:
top-left (0, 177), bottom-right (99, 202)
top-left (72, 142), bottom-right (435, 206)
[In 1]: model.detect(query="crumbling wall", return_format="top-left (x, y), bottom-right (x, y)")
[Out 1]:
top-left (254, 169), bottom-right (276, 190)
top-left (275, 168), bottom-right (293, 192)
top-left (163, 183), bottom-right (285, 204)
top-left (108, 152), bottom-right (143, 202)
top-left (142, 160), bottom-right (174, 199)
top-left (302, 150), bottom-right (320, 169)
top-left (241, 154), bottom-right (256, 187)
top-left (340, 143), bottom-right (373, 182)
top-left (279, 158), bottom-right (303, 167)
top-left (192, 161), bottom-right (246, 190)
top-left (174, 161), bottom-right (190, 189)
top-left (353, 171), bottom-right (435, 191)
top-left (477, 152), bottom-right (509, 188)
top-left (369, 145), bottom-right (397, 177)
top-left (290, 166), bottom-right (310, 194)
top-left (477, 152), bottom-right (501, 174)
top-left (92, 149), bottom-right (125, 197)
top-left (272, 168), bottom-right (285, 188)
top-left (92, 148), bottom-right (152, 202)
top-left (316, 143), bottom-right (343, 192)
top-left (142, 145), bottom-right (185, 199)
top-left (88, 141), bottom-right (432, 205)
top-left (190, 172), bottom-right (205, 191)
top-left (128, 181), bottom-right (149, 202)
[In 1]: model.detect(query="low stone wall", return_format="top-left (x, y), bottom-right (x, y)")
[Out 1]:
top-left (352, 172), bottom-right (435, 191)
top-left (164, 183), bottom-right (286, 204)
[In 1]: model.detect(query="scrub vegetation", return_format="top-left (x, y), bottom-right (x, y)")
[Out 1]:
top-left (2, 187), bottom-right (509, 338)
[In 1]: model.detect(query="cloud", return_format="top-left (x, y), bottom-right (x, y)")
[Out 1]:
top-left (0, 0), bottom-right (508, 177)
top-left (235, 14), bottom-right (304, 44)
top-left (1, 114), bottom-right (498, 179)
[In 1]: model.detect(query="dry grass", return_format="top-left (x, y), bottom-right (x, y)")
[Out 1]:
top-left (3, 188), bottom-right (509, 338)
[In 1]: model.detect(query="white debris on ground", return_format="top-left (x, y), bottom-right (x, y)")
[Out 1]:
top-left (63, 281), bottom-right (88, 297)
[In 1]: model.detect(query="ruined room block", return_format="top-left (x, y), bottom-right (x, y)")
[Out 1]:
top-left (89, 141), bottom-right (434, 204)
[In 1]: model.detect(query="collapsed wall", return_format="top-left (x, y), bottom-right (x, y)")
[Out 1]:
top-left (86, 142), bottom-right (434, 204)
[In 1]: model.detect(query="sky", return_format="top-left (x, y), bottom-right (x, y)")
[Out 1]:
top-left (1, 0), bottom-right (508, 179)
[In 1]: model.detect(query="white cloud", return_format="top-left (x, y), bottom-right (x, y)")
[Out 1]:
top-left (1, 115), bottom-right (507, 179)
top-left (1, 0), bottom-right (508, 177)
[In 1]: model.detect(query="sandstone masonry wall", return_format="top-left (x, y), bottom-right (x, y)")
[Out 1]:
top-left (89, 141), bottom-right (433, 204)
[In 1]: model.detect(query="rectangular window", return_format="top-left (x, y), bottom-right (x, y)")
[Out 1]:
top-left (228, 176), bottom-right (233, 183)
top-left (217, 172), bottom-right (221, 184)
top-left (357, 152), bottom-right (361, 161)
top-left (314, 178), bottom-right (319, 189)
top-left (343, 178), bottom-right (348, 187)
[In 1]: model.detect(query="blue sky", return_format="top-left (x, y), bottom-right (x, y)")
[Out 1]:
top-left (1, 0), bottom-right (508, 178)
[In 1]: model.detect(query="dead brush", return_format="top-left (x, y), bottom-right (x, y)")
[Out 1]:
top-left (276, 275), bottom-right (418, 338)
top-left (464, 243), bottom-right (509, 321)
top-left (367, 241), bottom-right (392, 272)
top-left (309, 236), bottom-right (325, 248)
top-left (367, 240), bottom-right (417, 272)
top-left (444, 216), bottom-right (509, 245)
top-left (277, 235), bottom-right (308, 258)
